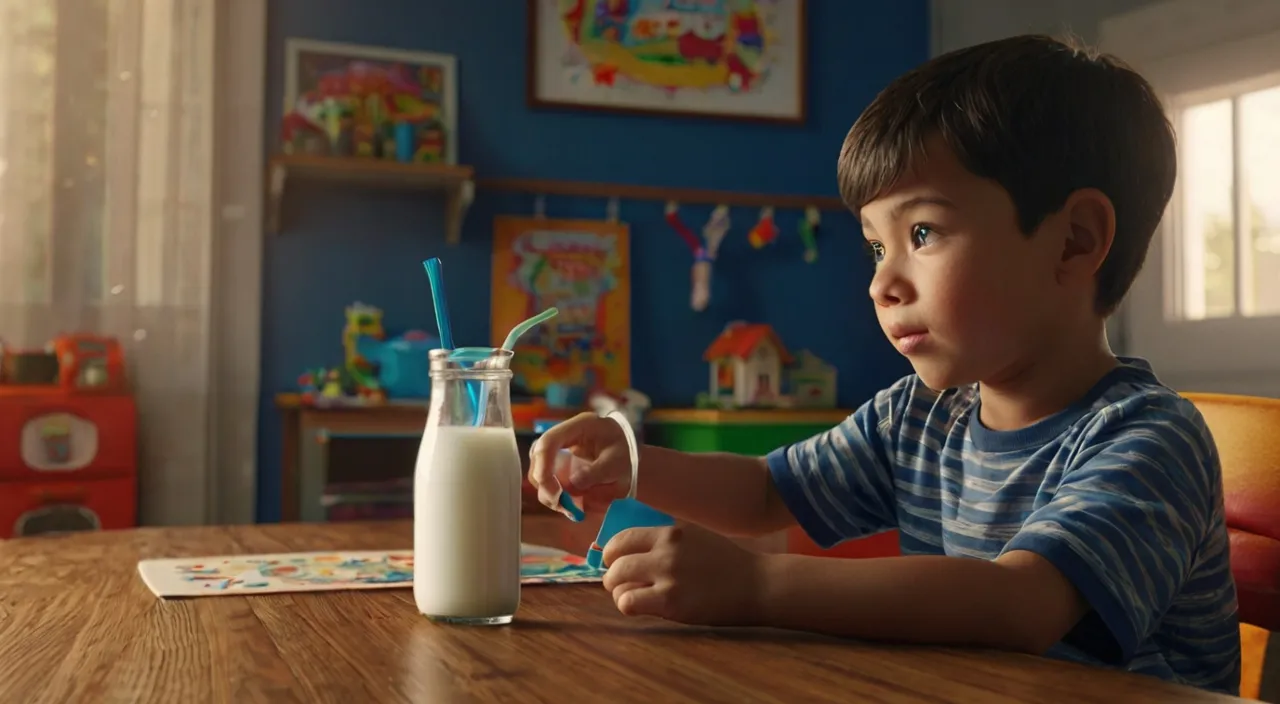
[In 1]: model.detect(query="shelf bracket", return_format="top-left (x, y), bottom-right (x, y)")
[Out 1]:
top-left (445, 179), bottom-right (475, 245)
top-left (266, 160), bottom-right (288, 235)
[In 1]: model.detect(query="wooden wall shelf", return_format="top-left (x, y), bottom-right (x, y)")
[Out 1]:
top-left (477, 176), bottom-right (847, 212)
top-left (264, 155), bottom-right (848, 245)
top-left (266, 155), bottom-right (476, 243)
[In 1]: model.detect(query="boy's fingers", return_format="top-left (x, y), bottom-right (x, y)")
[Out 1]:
top-left (600, 526), bottom-right (661, 569)
top-left (528, 412), bottom-right (595, 484)
top-left (601, 553), bottom-right (653, 591)
top-left (527, 412), bottom-right (595, 509)
top-left (615, 584), bottom-right (667, 618)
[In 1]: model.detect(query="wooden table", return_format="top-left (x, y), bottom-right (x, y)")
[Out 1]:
top-left (0, 518), bottom-right (1245, 703)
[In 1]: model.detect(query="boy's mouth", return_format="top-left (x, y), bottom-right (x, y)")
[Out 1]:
top-left (886, 324), bottom-right (930, 354)
top-left (895, 332), bottom-right (929, 355)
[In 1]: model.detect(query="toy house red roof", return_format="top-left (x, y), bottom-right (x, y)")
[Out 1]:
top-left (703, 323), bottom-right (793, 364)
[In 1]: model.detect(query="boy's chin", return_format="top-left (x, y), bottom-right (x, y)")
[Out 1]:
top-left (908, 359), bottom-right (976, 392)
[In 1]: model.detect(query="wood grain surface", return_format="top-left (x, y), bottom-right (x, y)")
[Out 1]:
top-left (0, 518), bottom-right (1245, 703)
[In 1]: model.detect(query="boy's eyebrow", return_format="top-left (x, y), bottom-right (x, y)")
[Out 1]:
top-left (860, 196), bottom-right (957, 232)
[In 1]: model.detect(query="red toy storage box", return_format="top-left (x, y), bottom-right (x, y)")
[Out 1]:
top-left (0, 394), bottom-right (137, 481)
top-left (0, 476), bottom-right (136, 538)
top-left (0, 390), bottom-right (137, 538)
top-left (0, 333), bottom-right (138, 538)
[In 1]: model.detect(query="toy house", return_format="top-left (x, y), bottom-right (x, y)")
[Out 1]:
top-left (703, 322), bottom-right (793, 408)
top-left (786, 350), bottom-right (838, 408)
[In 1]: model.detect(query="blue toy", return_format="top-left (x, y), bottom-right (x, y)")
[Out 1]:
top-left (355, 330), bottom-right (438, 399)
top-left (586, 498), bottom-right (675, 569)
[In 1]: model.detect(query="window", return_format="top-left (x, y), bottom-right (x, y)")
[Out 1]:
top-left (0, 0), bottom-right (110, 308)
top-left (1170, 79), bottom-right (1280, 320)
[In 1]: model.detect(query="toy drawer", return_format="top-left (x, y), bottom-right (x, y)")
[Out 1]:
top-left (0, 397), bottom-right (137, 480)
top-left (0, 476), bottom-right (137, 539)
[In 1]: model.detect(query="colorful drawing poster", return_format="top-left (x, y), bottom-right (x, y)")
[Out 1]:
top-left (530, 0), bottom-right (806, 122)
top-left (136, 544), bottom-right (604, 599)
top-left (491, 217), bottom-right (630, 395)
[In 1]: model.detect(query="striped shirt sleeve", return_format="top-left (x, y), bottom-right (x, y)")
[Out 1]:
top-left (764, 377), bottom-right (909, 548)
top-left (1002, 394), bottom-right (1218, 665)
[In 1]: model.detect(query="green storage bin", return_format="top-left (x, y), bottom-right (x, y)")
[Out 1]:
top-left (644, 409), bottom-right (851, 455)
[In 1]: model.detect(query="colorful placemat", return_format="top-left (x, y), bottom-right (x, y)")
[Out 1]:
top-left (137, 543), bottom-right (603, 599)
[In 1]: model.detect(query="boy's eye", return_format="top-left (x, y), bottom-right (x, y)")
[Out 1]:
top-left (911, 224), bottom-right (936, 248)
top-left (865, 241), bottom-right (885, 263)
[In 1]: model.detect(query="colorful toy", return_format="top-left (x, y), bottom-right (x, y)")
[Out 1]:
top-left (703, 321), bottom-right (793, 408)
top-left (666, 201), bottom-right (727, 312)
top-left (747, 206), bottom-right (778, 248)
top-left (52, 335), bottom-right (129, 393)
top-left (798, 207), bottom-right (821, 263)
top-left (342, 302), bottom-right (386, 402)
top-left (321, 369), bottom-right (345, 399)
top-left (355, 330), bottom-right (438, 399)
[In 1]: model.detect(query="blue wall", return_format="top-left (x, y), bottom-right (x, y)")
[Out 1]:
top-left (258, 0), bottom-right (927, 521)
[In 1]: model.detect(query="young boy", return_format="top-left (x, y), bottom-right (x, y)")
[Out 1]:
top-left (528, 35), bottom-right (1241, 695)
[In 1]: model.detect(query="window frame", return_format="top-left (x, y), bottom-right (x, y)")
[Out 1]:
top-left (1165, 71), bottom-right (1280, 322)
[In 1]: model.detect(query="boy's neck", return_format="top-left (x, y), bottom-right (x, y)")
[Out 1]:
top-left (976, 323), bottom-right (1118, 432)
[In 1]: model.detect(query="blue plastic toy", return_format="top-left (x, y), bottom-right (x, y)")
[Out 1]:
top-left (586, 498), bottom-right (675, 569)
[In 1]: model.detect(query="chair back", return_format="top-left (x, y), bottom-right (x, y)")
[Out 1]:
top-left (1183, 392), bottom-right (1280, 632)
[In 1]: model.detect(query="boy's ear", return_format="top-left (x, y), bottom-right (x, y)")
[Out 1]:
top-left (1059, 188), bottom-right (1116, 276)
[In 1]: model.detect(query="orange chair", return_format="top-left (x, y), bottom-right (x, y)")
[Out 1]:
top-left (1183, 392), bottom-right (1280, 701)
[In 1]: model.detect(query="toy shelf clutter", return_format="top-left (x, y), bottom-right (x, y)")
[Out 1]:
top-left (0, 335), bottom-right (138, 539)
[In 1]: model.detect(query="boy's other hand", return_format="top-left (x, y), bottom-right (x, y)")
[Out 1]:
top-left (528, 412), bottom-right (632, 518)
top-left (601, 523), bottom-right (762, 626)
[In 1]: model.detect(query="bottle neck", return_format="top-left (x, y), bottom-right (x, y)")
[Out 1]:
top-left (428, 372), bottom-right (513, 430)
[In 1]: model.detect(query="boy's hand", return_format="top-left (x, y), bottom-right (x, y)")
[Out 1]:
top-left (528, 412), bottom-right (633, 518)
top-left (601, 523), bottom-right (762, 626)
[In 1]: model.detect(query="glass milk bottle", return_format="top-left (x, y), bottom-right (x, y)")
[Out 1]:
top-left (414, 348), bottom-right (522, 625)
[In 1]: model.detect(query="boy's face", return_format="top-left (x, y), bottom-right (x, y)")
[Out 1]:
top-left (859, 141), bottom-right (1066, 391)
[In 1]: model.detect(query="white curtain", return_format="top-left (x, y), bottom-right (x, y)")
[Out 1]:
top-left (0, 0), bottom-right (263, 525)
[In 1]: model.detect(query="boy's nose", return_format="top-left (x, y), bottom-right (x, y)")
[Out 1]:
top-left (869, 266), bottom-right (913, 307)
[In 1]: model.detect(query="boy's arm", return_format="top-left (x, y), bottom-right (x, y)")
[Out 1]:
top-left (756, 549), bottom-right (1087, 653)
top-left (750, 396), bottom-right (1220, 660)
top-left (633, 447), bottom-right (794, 538)
top-left (637, 379), bottom-right (908, 540)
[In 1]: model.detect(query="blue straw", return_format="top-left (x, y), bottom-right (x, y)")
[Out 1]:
top-left (423, 258), bottom-right (454, 349)
top-left (422, 258), bottom-right (481, 424)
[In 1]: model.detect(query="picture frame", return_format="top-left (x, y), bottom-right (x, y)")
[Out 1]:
top-left (526, 0), bottom-right (807, 125)
top-left (490, 216), bottom-right (631, 396)
top-left (283, 38), bottom-right (459, 165)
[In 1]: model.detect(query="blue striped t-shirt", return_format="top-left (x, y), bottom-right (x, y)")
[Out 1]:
top-left (766, 358), bottom-right (1241, 694)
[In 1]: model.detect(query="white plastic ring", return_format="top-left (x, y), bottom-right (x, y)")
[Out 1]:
top-left (605, 410), bottom-right (640, 500)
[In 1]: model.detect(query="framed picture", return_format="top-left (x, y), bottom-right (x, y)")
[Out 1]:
top-left (526, 0), bottom-right (807, 124)
top-left (490, 217), bottom-right (631, 396)
top-left (283, 39), bottom-right (458, 164)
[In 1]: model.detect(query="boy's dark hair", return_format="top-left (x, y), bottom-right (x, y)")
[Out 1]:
top-left (838, 35), bottom-right (1176, 315)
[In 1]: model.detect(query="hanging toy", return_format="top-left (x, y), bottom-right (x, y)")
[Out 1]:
top-left (703, 204), bottom-right (731, 259)
top-left (798, 206), bottom-right (821, 263)
top-left (691, 247), bottom-right (712, 312)
top-left (664, 201), bottom-right (702, 255)
top-left (688, 204), bottom-right (731, 313)
top-left (666, 201), bottom-right (710, 312)
top-left (747, 206), bottom-right (778, 248)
